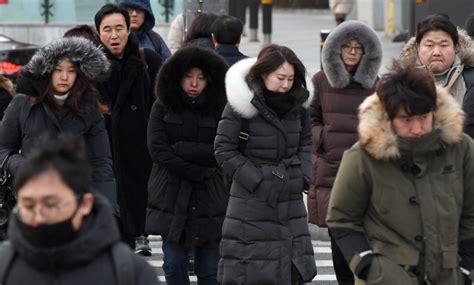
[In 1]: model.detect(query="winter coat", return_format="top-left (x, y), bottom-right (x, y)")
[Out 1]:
top-left (465, 84), bottom-right (474, 137)
top-left (308, 20), bottom-right (382, 227)
top-left (215, 44), bottom-right (248, 66)
top-left (214, 58), bottom-right (317, 284)
top-left (117, 0), bottom-right (171, 60)
top-left (0, 88), bottom-right (12, 121)
top-left (167, 13), bottom-right (185, 54)
top-left (96, 34), bottom-right (162, 236)
top-left (326, 88), bottom-right (474, 284)
top-left (0, 37), bottom-right (116, 204)
top-left (146, 46), bottom-right (228, 246)
top-left (4, 195), bottom-right (158, 285)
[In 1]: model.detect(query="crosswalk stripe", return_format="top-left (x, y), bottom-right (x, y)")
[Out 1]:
top-left (149, 246), bottom-right (332, 255)
top-left (148, 259), bottom-right (334, 268)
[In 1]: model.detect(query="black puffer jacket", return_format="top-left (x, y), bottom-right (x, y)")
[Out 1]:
top-left (214, 58), bottom-right (317, 284)
top-left (146, 46), bottom-right (228, 246)
top-left (4, 195), bottom-right (158, 285)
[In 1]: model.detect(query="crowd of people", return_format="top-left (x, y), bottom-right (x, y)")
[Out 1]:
top-left (0, 1), bottom-right (473, 285)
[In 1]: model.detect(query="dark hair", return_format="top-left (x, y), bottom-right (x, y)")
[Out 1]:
top-left (185, 13), bottom-right (218, 43)
top-left (94, 3), bottom-right (130, 33)
top-left (211, 15), bottom-right (243, 45)
top-left (465, 13), bottom-right (474, 38)
top-left (14, 134), bottom-right (92, 196)
top-left (0, 75), bottom-right (14, 97)
top-left (64, 25), bottom-right (100, 46)
top-left (416, 14), bottom-right (459, 45)
top-left (247, 44), bottom-right (307, 89)
top-left (377, 62), bottom-right (437, 120)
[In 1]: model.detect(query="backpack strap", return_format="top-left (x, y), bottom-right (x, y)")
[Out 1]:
top-left (463, 67), bottom-right (474, 91)
top-left (111, 242), bottom-right (135, 285)
top-left (138, 48), bottom-right (148, 70)
top-left (148, 31), bottom-right (162, 56)
top-left (238, 118), bottom-right (250, 152)
top-left (0, 241), bottom-right (16, 284)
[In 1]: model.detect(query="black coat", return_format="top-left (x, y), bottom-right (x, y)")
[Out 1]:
top-left (146, 46), bottom-right (228, 246)
top-left (4, 195), bottom-right (158, 285)
top-left (97, 34), bottom-right (162, 236)
top-left (0, 88), bottom-right (12, 121)
top-left (214, 58), bottom-right (317, 284)
top-left (215, 44), bottom-right (248, 66)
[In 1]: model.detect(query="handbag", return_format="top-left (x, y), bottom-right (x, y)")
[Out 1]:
top-left (0, 154), bottom-right (16, 241)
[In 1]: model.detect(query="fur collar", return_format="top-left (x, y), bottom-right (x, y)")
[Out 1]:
top-left (358, 87), bottom-right (465, 160)
top-left (321, 20), bottom-right (382, 89)
top-left (400, 28), bottom-right (474, 67)
top-left (225, 57), bottom-right (313, 119)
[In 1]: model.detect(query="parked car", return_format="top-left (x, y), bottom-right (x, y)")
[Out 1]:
top-left (0, 34), bottom-right (38, 83)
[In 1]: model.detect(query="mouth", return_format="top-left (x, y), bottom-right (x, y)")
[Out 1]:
top-left (110, 42), bottom-right (120, 48)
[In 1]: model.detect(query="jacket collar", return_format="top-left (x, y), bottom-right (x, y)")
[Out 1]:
top-left (225, 57), bottom-right (313, 119)
top-left (358, 87), bottom-right (465, 160)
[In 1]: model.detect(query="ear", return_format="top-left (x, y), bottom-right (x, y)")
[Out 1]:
top-left (79, 193), bottom-right (94, 216)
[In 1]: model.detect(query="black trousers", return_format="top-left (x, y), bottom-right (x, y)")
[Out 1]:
top-left (329, 231), bottom-right (355, 285)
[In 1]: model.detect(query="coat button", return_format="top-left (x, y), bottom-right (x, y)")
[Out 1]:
top-left (130, 105), bottom-right (137, 111)
top-left (195, 237), bottom-right (199, 241)
top-left (191, 207), bottom-right (196, 211)
top-left (414, 235), bottom-right (423, 242)
top-left (409, 196), bottom-right (418, 205)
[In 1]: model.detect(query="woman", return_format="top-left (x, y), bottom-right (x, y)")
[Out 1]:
top-left (327, 63), bottom-right (474, 284)
top-left (0, 37), bottom-right (116, 205)
top-left (307, 20), bottom-right (382, 284)
top-left (184, 12), bottom-right (218, 49)
top-left (146, 45), bottom-right (228, 285)
top-left (214, 44), bottom-right (317, 284)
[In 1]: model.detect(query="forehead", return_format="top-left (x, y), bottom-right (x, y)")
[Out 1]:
top-left (100, 13), bottom-right (127, 28)
top-left (18, 170), bottom-right (75, 200)
top-left (186, 67), bottom-right (204, 74)
top-left (56, 59), bottom-right (74, 68)
top-left (270, 61), bottom-right (294, 76)
top-left (420, 30), bottom-right (454, 43)
top-left (345, 39), bottom-right (361, 46)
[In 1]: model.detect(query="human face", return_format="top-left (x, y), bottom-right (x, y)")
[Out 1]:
top-left (51, 59), bottom-right (77, 95)
top-left (126, 7), bottom-right (145, 32)
top-left (341, 40), bottom-right (363, 72)
top-left (262, 61), bottom-right (295, 93)
top-left (99, 13), bottom-right (130, 59)
top-left (391, 108), bottom-right (433, 138)
top-left (417, 31), bottom-right (456, 73)
top-left (181, 68), bottom-right (207, 98)
top-left (17, 170), bottom-right (94, 229)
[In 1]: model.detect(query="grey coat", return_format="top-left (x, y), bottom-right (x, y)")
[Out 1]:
top-left (214, 58), bottom-right (317, 284)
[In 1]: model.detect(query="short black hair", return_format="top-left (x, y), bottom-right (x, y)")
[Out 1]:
top-left (14, 134), bottom-right (92, 196)
top-left (377, 62), bottom-right (437, 120)
top-left (94, 3), bottom-right (130, 33)
top-left (416, 14), bottom-right (459, 45)
top-left (211, 15), bottom-right (243, 45)
top-left (465, 13), bottom-right (474, 38)
top-left (64, 25), bottom-right (100, 46)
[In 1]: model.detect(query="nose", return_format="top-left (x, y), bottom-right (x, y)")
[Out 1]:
top-left (60, 70), bottom-right (68, 81)
top-left (281, 79), bottom-right (290, 89)
top-left (30, 207), bottom-right (47, 226)
top-left (410, 121), bottom-right (423, 137)
top-left (432, 45), bottom-right (441, 55)
top-left (191, 76), bottom-right (198, 87)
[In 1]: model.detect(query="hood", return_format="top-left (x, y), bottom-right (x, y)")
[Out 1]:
top-left (8, 194), bottom-right (121, 271)
top-left (155, 45), bottom-right (228, 113)
top-left (225, 57), bottom-right (313, 119)
top-left (24, 37), bottom-right (110, 83)
top-left (358, 87), bottom-right (465, 160)
top-left (322, 20), bottom-right (382, 89)
top-left (117, 0), bottom-right (155, 35)
top-left (400, 28), bottom-right (474, 67)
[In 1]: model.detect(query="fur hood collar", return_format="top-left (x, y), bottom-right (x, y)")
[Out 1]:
top-left (24, 37), bottom-right (110, 82)
top-left (358, 87), bottom-right (465, 160)
top-left (322, 20), bottom-right (382, 89)
top-left (225, 57), bottom-right (313, 119)
top-left (155, 45), bottom-right (228, 113)
top-left (400, 28), bottom-right (474, 67)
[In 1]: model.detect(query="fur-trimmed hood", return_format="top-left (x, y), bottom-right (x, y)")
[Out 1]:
top-left (225, 57), bottom-right (313, 119)
top-left (24, 37), bottom-right (110, 82)
top-left (155, 45), bottom-right (228, 113)
top-left (400, 28), bottom-right (474, 67)
top-left (358, 87), bottom-right (465, 160)
top-left (322, 20), bottom-right (382, 89)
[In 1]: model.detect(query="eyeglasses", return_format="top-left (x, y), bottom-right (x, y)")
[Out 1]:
top-left (126, 7), bottom-right (143, 14)
top-left (17, 195), bottom-right (81, 222)
top-left (342, 45), bottom-right (364, 54)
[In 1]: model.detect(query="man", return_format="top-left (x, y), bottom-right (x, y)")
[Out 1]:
top-left (400, 14), bottom-right (474, 136)
top-left (0, 135), bottom-right (158, 284)
top-left (211, 15), bottom-right (247, 66)
top-left (327, 63), bottom-right (474, 284)
top-left (94, 3), bottom-right (161, 256)
top-left (117, 0), bottom-right (171, 60)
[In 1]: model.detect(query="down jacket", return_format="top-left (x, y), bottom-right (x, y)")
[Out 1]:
top-left (214, 58), bottom-right (317, 284)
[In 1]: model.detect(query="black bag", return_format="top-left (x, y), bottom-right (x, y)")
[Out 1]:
top-left (0, 154), bottom-right (15, 241)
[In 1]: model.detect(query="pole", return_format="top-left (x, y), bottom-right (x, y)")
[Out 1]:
top-left (261, 0), bottom-right (272, 45)
top-left (320, 29), bottom-right (330, 70)
top-left (249, 0), bottom-right (259, 42)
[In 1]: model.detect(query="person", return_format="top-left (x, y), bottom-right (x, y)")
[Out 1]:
top-left (146, 45), bottom-right (228, 285)
top-left (184, 13), bottom-right (218, 49)
top-left (63, 24), bottom-right (101, 46)
top-left (0, 37), bottom-right (116, 207)
top-left (400, 14), bottom-right (474, 136)
top-left (0, 135), bottom-right (158, 285)
top-left (307, 20), bottom-right (382, 285)
top-left (211, 14), bottom-right (248, 66)
top-left (214, 44), bottom-right (317, 284)
top-left (465, 13), bottom-right (474, 38)
top-left (0, 76), bottom-right (14, 120)
top-left (117, 0), bottom-right (171, 60)
top-left (326, 63), bottom-right (474, 285)
top-left (94, 3), bottom-right (162, 255)
top-left (167, 13), bottom-right (185, 54)
top-left (329, 0), bottom-right (353, 25)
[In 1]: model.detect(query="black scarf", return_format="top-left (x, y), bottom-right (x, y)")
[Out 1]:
top-left (263, 86), bottom-right (296, 118)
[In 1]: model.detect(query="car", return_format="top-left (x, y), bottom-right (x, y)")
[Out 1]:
top-left (0, 34), bottom-right (38, 83)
